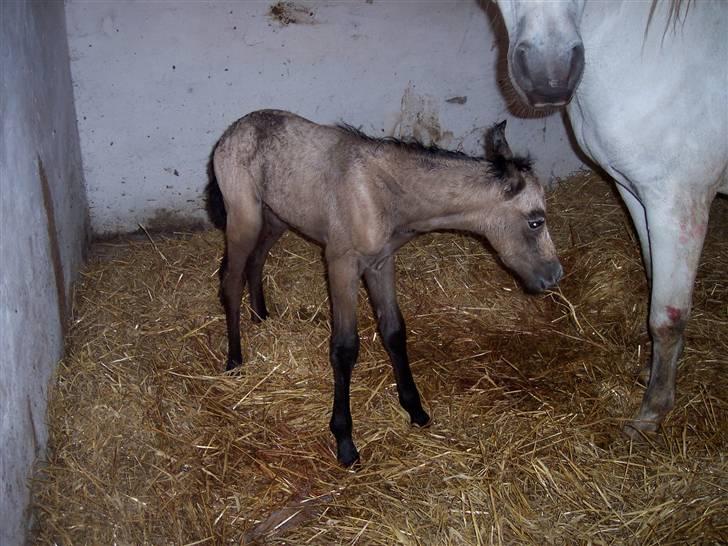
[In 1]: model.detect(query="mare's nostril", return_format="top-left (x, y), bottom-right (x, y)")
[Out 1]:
top-left (571, 43), bottom-right (585, 63)
top-left (515, 42), bottom-right (531, 79)
top-left (568, 43), bottom-right (585, 86)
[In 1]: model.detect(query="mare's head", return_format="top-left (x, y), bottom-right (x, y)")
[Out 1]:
top-left (482, 121), bottom-right (562, 293)
top-left (496, 0), bottom-right (585, 108)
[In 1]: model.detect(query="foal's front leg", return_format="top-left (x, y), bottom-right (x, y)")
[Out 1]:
top-left (326, 253), bottom-right (361, 466)
top-left (364, 257), bottom-right (430, 427)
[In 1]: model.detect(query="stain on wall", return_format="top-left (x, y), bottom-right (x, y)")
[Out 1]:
top-left (269, 2), bottom-right (317, 26)
top-left (144, 207), bottom-right (206, 233)
top-left (37, 157), bottom-right (68, 331)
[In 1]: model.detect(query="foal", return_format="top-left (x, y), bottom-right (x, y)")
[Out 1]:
top-left (208, 110), bottom-right (562, 466)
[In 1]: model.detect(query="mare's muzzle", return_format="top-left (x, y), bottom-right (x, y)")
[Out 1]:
top-left (510, 40), bottom-right (585, 108)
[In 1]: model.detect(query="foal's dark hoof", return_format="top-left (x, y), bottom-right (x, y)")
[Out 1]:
top-left (623, 416), bottom-right (660, 442)
top-left (337, 442), bottom-right (360, 468)
top-left (250, 310), bottom-right (268, 323)
top-left (225, 359), bottom-right (242, 373)
top-left (637, 365), bottom-right (651, 387)
top-left (410, 410), bottom-right (431, 428)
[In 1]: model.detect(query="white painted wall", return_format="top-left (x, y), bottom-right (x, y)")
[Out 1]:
top-left (0, 2), bottom-right (88, 544)
top-left (66, 0), bottom-right (584, 236)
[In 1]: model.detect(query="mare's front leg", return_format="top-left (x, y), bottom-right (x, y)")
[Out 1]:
top-left (624, 189), bottom-right (712, 437)
top-left (363, 257), bottom-right (430, 427)
top-left (326, 253), bottom-right (362, 466)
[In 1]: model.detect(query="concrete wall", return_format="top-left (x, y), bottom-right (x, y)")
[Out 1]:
top-left (0, 2), bottom-right (88, 544)
top-left (66, 0), bottom-right (584, 236)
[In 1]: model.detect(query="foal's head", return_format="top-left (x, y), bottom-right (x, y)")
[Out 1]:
top-left (482, 122), bottom-right (562, 293)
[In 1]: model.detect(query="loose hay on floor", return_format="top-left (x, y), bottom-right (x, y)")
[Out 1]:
top-left (33, 173), bottom-right (727, 544)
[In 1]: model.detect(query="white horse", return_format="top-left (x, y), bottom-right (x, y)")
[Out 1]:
top-left (494, 0), bottom-right (727, 436)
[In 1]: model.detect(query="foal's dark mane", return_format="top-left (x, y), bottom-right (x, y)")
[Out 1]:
top-left (337, 123), bottom-right (483, 163)
top-left (336, 123), bottom-right (533, 180)
top-left (487, 154), bottom-right (533, 179)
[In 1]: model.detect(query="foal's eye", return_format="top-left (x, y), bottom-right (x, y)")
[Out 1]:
top-left (528, 218), bottom-right (545, 230)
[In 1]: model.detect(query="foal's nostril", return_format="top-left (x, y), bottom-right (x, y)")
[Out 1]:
top-left (541, 262), bottom-right (563, 291)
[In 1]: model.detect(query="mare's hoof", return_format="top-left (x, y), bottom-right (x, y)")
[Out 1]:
top-left (411, 410), bottom-right (432, 428)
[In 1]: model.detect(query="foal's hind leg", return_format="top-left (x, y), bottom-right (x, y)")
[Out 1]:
top-left (364, 257), bottom-right (430, 427)
top-left (245, 209), bottom-right (287, 322)
top-left (220, 195), bottom-right (263, 371)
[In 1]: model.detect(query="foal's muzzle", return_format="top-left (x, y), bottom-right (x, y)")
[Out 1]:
top-left (511, 40), bottom-right (585, 108)
top-left (524, 259), bottom-right (563, 294)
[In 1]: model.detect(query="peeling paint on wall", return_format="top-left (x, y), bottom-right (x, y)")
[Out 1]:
top-left (391, 82), bottom-right (454, 148)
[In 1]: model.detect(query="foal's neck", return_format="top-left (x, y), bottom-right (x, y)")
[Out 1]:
top-left (395, 158), bottom-right (495, 234)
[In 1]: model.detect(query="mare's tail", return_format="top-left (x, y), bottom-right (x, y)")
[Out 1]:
top-left (205, 147), bottom-right (227, 230)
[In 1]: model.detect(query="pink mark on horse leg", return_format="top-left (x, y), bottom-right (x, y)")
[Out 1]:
top-left (678, 209), bottom-right (708, 244)
top-left (666, 306), bottom-right (682, 323)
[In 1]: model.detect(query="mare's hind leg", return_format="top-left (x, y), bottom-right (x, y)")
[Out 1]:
top-left (363, 257), bottom-right (430, 427)
top-left (615, 184), bottom-right (652, 277)
top-left (614, 183), bottom-right (652, 385)
top-left (245, 209), bottom-right (287, 322)
top-left (624, 189), bottom-right (712, 437)
top-left (220, 195), bottom-right (263, 371)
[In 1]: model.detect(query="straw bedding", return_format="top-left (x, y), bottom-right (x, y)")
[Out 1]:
top-left (32, 172), bottom-right (727, 544)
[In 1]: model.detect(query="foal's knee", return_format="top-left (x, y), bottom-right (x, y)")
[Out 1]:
top-left (383, 323), bottom-right (406, 350)
top-left (378, 310), bottom-right (406, 347)
top-left (221, 270), bottom-right (244, 301)
top-left (331, 333), bottom-right (360, 369)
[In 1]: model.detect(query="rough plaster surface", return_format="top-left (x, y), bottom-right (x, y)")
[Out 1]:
top-left (66, 0), bottom-right (585, 235)
top-left (0, 2), bottom-right (88, 543)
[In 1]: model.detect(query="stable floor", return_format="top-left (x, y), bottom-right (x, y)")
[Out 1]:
top-left (33, 174), bottom-right (727, 544)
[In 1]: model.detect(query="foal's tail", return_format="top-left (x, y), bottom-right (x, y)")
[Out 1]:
top-left (205, 146), bottom-right (227, 230)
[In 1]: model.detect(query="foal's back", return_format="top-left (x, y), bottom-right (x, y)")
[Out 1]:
top-left (213, 109), bottom-right (465, 255)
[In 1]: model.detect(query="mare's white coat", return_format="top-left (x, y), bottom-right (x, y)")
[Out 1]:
top-left (496, 0), bottom-right (727, 433)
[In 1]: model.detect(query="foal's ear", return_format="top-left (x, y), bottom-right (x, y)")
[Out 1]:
top-left (486, 120), bottom-right (513, 160)
top-left (502, 175), bottom-right (526, 199)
